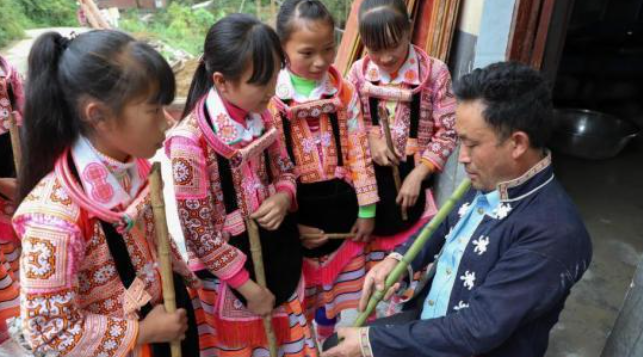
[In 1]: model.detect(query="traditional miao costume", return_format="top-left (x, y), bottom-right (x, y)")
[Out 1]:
top-left (347, 45), bottom-right (457, 280)
top-left (0, 56), bottom-right (23, 345)
top-left (166, 88), bottom-right (316, 357)
top-left (269, 67), bottom-right (379, 338)
top-left (12, 136), bottom-right (200, 357)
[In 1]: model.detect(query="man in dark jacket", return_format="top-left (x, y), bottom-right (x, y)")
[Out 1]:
top-left (322, 62), bottom-right (592, 357)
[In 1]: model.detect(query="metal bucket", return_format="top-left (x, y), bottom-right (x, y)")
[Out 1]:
top-left (550, 108), bottom-right (640, 160)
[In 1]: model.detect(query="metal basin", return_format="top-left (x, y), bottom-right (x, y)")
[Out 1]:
top-left (550, 108), bottom-right (640, 160)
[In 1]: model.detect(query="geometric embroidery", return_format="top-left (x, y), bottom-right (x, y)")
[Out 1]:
top-left (22, 225), bottom-right (71, 290)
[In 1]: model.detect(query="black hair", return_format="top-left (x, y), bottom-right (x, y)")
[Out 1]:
top-left (358, 0), bottom-right (411, 52)
top-left (20, 30), bottom-right (175, 201)
top-left (182, 13), bottom-right (285, 118)
top-left (453, 61), bottom-right (553, 149)
top-left (276, 0), bottom-right (335, 43)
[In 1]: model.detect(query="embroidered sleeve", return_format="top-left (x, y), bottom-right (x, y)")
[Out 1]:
top-left (266, 128), bottom-right (297, 211)
top-left (14, 214), bottom-right (138, 357)
top-left (166, 136), bottom-right (247, 281)
top-left (420, 62), bottom-right (457, 171)
top-left (344, 83), bottom-right (379, 207)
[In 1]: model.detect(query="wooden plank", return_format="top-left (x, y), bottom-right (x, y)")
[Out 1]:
top-left (601, 256), bottom-right (643, 357)
top-left (506, 0), bottom-right (541, 64)
top-left (529, 0), bottom-right (555, 69)
top-left (335, 0), bottom-right (365, 75)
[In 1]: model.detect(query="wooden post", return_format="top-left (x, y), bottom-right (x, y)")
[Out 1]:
top-left (246, 218), bottom-right (278, 357)
top-left (601, 256), bottom-right (643, 356)
top-left (149, 163), bottom-right (182, 357)
top-left (8, 112), bottom-right (21, 177)
top-left (378, 106), bottom-right (407, 221)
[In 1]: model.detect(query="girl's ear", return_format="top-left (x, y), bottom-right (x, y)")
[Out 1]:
top-left (212, 72), bottom-right (227, 93)
top-left (84, 101), bottom-right (112, 133)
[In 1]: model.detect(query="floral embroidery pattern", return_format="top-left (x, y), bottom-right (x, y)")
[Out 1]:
top-left (460, 270), bottom-right (476, 290)
top-left (172, 158), bottom-right (194, 186)
top-left (472, 236), bottom-right (490, 256)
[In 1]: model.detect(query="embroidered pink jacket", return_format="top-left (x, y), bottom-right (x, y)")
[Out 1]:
top-left (165, 94), bottom-right (297, 285)
top-left (269, 67), bottom-right (379, 207)
top-left (12, 172), bottom-right (195, 357)
top-left (347, 45), bottom-right (457, 171)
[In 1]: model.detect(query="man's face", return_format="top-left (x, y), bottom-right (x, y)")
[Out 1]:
top-left (455, 100), bottom-right (516, 192)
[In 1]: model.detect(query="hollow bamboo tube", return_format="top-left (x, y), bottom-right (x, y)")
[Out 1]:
top-left (379, 106), bottom-right (407, 220)
top-left (8, 112), bottom-right (21, 177)
top-left (246, 218), bottom-right (278, 357)
top-left (149, 163), bottom-right (182, 357)
top-left (353, 179), bottom-right (471, 327)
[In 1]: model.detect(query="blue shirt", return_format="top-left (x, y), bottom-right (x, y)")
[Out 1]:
top-left (421, 189), bottom-right (500, 319)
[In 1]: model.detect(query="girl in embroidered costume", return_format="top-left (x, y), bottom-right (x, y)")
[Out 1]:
top-left (347, 0), bottom-right (457, 292)
top-left (13, 30), bottom-right (200, 357)
top-left (270, 0), bottom-right (380, 340)
top-left (166, 14), bottom-right (316, 357)
top-left (0, 55), bottom-right (24, 346)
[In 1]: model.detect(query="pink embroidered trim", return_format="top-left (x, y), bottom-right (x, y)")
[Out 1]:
top-left (55, 148), bottom-right (151, 233)
top-left (355, 45), bottom-right (431, 99)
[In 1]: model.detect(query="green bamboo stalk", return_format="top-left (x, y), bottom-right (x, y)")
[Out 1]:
top-left (353, 179), bottom-right (472, 327)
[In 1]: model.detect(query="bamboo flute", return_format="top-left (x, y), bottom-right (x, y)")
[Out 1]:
top-left (378, 106), bottom-right (408, 221)
top-left (353, 179), bottom-right (471, 327)
top-left (300, 233), bottom-right (354, 240)
top-left (148, 163), bottom-right (182, 357)
top-left (8, 112), bottom-right (21, 176)
top-left (246, 218), bottom-right (278, 357)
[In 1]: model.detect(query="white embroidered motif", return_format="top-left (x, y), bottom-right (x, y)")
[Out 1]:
top-left (458, 203), bottom-right (471, 218)
top-left (493, 203), bottom-right (512, 219)
top-left (460, 271), bottom-right (476, 290)
top-left (453, 301), bottom-right (470, 311)
top-left (472, 236), bottom-right (490, 256)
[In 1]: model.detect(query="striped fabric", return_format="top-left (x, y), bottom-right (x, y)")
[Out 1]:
top-left (193, 277), bottom-right (318, 357)
top-left (303, 253), bottom-right (366, 323)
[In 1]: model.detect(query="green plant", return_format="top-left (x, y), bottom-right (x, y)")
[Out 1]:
top-left (16, 0), bottom-right (77, 27)
top-left (0, 0), bottom-right (28, 48)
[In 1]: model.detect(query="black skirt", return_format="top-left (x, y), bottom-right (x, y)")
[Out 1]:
top-left (296, 178), bottom-right (359, 258)
top-left (197, 213), bottom-right (302, 307)
top-left (372, 156), bottom-right (432, 236)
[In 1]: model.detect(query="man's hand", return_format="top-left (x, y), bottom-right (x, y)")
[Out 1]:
top-left (321, 327), bottom-right (363, 357)
top-left (359, 257), bottom-right (401, 312)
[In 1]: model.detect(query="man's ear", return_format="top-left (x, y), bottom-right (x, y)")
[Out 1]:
top-left (510, 131), bottom-right (531, 160)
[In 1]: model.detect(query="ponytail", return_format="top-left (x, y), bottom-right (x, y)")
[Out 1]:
top-left (19, 32), bottom-right (78, 201)
top-left (182, 60), bottom-right (213, 119)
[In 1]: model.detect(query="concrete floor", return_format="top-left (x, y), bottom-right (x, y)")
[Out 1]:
top-left (545, 138), bottom-right (643, 357)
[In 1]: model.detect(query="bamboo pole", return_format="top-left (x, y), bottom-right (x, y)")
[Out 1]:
top-left (8, 112), bottom-right (21, 177)
top-left (378, 106), bottom-right (407, 221)
top-left (246, 218), bottom-right (278, 357)
top-left (301, 233), bottom-right (353, 240)
top-left (353, 179), bottom-right (471, 327)
top-left (149, 163), bottom-right (182, 357)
